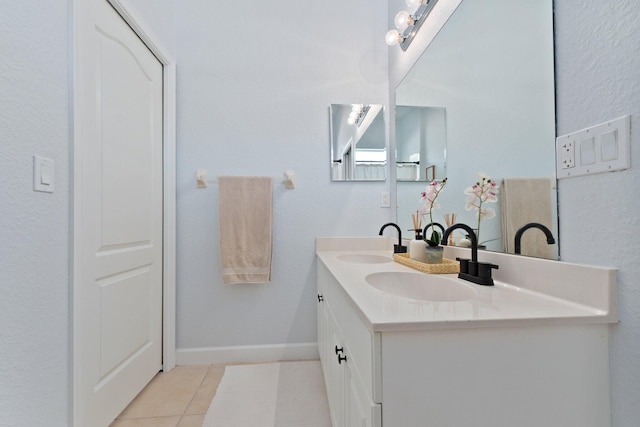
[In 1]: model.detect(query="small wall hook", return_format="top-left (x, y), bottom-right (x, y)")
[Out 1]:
top-left (284, 170), bottom-right (295, 189)
top-left (196, 170), bottom-right (207, 188)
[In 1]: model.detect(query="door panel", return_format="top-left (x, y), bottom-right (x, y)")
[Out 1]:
top-left (75, 0), bottom-right (163, 425)
top-left (99, 27), bottom-right (156, 248)
top-left (98, 266), bottom-right (152, 377)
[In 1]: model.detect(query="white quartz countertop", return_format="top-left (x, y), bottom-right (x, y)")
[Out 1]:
top-left (316, 238), bottom-right (618, 332)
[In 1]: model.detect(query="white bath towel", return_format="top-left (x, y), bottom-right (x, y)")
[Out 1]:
top-left (218, 176), bottom-right (273, 284)
top-left (501, 177), bottom-right (555, 259)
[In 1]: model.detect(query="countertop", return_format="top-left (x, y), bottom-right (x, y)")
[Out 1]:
top-left (316, 237), bottom-right (618, 332)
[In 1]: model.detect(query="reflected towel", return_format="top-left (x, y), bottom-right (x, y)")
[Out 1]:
top-left (501, 177), bottom-right (554, 259)
top-left (218, 176), bottom-right (273, 284)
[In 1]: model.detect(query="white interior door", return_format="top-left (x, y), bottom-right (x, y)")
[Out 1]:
top-left (74, 0), bottom-right (163, 425)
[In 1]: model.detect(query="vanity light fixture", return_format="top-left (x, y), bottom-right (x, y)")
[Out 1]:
top-left (347, 104), bottom-right (371, 126)
top-left (386, 0), bottom-right (439, 51)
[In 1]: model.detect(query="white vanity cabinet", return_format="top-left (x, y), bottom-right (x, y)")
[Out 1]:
top-left (317, 262), bottom-right (381, 427)
top-left (316, 239), bottom-right (617, 427)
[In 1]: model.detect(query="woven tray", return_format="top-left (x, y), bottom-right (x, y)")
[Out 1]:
top-left (393, 253), bottom-right (460, 274)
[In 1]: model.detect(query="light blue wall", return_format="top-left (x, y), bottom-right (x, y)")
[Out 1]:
top-left (174, 0), bottom-right (389, 351)
top-left (554, 1), bottom-right (640, 424)
top-left (0, 1), bottom-right (70, 425)
top-left (1, 0), bottom-right (638, 425)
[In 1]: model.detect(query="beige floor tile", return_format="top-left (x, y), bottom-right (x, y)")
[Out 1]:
top-left (117, 365), bottom-right (210, 419)
top-left (109, 415), bottom-right (181, 427)
top-left (177, 414), bottom-right (205, 427)
top-left (185, 366), bottom-right (225, 415)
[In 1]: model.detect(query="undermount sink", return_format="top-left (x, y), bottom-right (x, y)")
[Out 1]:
top-left (365, 271), bottom-right (477, 302)
top-left (337, 253), bottom-right (392, 264)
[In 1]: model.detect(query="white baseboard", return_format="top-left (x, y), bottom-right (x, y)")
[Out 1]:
top-left (176, 342), bottom-right (319, 365)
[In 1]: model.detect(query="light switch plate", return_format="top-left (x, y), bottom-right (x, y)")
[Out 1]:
top-left (556, 115), bottom-right (631, 179)
top-left (33, 155), bottom-right (54, 193)
top-left (579, 137), bottom-right (596, 165)
top-left (380, 191), bottom-right (390, 208)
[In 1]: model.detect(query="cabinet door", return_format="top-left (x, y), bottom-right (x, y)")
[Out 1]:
top-left (345, 362), bottom-right (381, 427)
top-left (317, 293), bottom-right (328, 369)
top-left (345, 366), bottom-right (367, 427)
top-left (327, 331), bottom-right (345, 427)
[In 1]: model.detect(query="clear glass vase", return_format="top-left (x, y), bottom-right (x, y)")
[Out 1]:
top-left (425, 246), bottom-right (444, 264)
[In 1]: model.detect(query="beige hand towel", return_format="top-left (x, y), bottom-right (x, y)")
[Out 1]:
top-left (501, 177), bottom-right (554, 259)
top-left (218, 176), bottom-right (273, 284)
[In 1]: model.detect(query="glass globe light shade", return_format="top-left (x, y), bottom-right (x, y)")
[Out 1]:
top-left (385, 29), bottom-right (401, 46)
top-left (394, 10), bottom-right (412, 31)
top-left (405, 0), bottom-right (422, 11)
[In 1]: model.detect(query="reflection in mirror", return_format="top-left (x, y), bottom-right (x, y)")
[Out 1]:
top-left (396, 106), bottom-right (446, 182)
top-left (330, 104), bottom-right (386, 181)
top-left (395, 0), bottom-right (558, 259)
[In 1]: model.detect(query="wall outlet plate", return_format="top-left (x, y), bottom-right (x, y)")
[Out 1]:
top-left (556, 115), bottom-right (631, 179)
top-left (559, 140), bottom-right (575, 169)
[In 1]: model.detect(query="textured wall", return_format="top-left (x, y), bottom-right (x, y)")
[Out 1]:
top-left (175, 0), bottom-right (389, 351)
top-left (0, 0), bottom-right (177, 425)
top-left (554, 1), bottom-right (640, 424)
top-left (0, 1), bottom-right (71, 426)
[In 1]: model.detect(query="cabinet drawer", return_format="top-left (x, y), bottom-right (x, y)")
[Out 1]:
top-left (328, 277), bottom-right (379, 403)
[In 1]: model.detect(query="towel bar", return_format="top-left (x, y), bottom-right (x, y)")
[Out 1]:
top-left (196, 170), bottom-right (295, 189)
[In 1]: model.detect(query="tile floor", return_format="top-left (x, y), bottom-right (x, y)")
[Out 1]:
top-left (109, 364), bottom-right (225, 427)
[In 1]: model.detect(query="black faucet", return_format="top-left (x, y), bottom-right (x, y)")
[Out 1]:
top-left (442, 223), bottom-right (498, 286)
top-left (423, 222), bottom-right (445, 244)
top-left (379, 223), bottom-right (407, 253)
top-left (514, 222), bottom-right (555, 255)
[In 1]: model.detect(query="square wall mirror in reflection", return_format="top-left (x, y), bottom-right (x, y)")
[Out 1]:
top-left (396, 106), bottom-right (447, 182)
top-left (329, 104), bottom-right (386, 181)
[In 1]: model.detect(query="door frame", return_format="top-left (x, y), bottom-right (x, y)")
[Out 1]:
top-left (71, 0), bottom-right (176, 424)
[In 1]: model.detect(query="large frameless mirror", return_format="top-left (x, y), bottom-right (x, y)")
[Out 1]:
top-left (330, 104), bottom-right (386, 181)
top-left (395, 0), bottom-right (558, 259)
